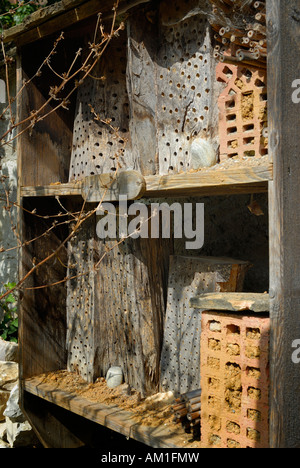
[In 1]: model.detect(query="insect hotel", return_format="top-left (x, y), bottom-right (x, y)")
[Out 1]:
top-left (4, 0), bottom-right (300, 448)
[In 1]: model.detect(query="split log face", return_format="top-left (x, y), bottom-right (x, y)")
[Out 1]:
top-left (67, 208), bottom-right (173, 395)
top-left (70, 29), bottom-right (134, 179)
top-left (94, 234), bottom-right (172, 395)
top-left (69, 3), bottom-right (219, 180)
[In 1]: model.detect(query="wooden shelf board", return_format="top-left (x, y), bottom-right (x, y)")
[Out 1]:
top-left (20, 163), bottom-right (273, 199)
top-left (21, 182), bottom-right (82, 198)
top-left (23, 376), bottom-right (197, 449)
top-left (190, 292), bottom-right (270, 313)
top-left (145, 164), bottom-right (272, 197)
top-left (4, 0), bottom-right (152, 46)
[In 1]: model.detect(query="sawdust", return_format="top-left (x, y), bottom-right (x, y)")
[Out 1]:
top-left (241, 91), bottom-right (254, 120)
top-left (247, 409), bottom-right (261, 422)
top-left (224, 363), bottom-right (242, 413)
top-left (234, 78), bottom-right (245, 90)
top-left (245, 345), bottom-right (261, 359)
top-left (41, 370), bottom-right (174, 426)
top-left (226, 343), bottom-right (240, 356)
top-left (259, 104), bottom-right (268, 121)
top-left (39, 370), bottom-right (200, 448)
top-left (246, 328), bottom-right (261, 340)
top-left (208, 415), bottom-right (221, 431)
top-left (208, 377), bottom-right (220, 391)
top-left (207, 357), bottom-right (220, 369)
top-left (181, 154), bottom-right (269, 174)
top-left (247, 367), bottom-right (261, 379)
top-left (208, 338), bottom-right (221, 351)
top-left (227, 439), bottom-right (241, 448)
top-left (226, 421), bottom-right (240, 435)
top-left (208, 434), bottom-right (221, 446)
top-left (247, 386), bottom-right (261, 400)
top-left (247, 428), bottom-right (261, 442)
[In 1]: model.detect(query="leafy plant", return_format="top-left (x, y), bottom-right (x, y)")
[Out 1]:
top-left (0, 282), bottom-right (18, 343)
top-left (0, 0), bottom-right (59, 30)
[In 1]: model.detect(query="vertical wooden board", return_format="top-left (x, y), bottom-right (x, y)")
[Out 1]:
top-left (66, 214), bottom-right (98, 383)
top-left (127, 12), bottom-right (158, 175)
top-left (20, 199), bottom-right (68, 381)
top-left (19, 72), bottom-right (73, 186)
top-left (156, 5), bottom-right (219, 175)
top-left (19, 39), bottom-right (74, 187)
top-left (267, 0), bottom-right (300, 448)
top-left (65, 206), bottom-right (172, 394)
top-left (126, 2), bottom-right (219, 176)
top-left (94, 216), bottom-right (173, 395)
top-left (160, 256), bottom-right (249, 395)
top-left (69, 29), bottom-right (136, 181)
top-left (71, 1), bottom-right (219, 179)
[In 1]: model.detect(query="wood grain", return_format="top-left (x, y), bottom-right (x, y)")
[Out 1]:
top-left (94, 222), bottom-right (173, 395)
top-left (190, 292), bottom-right (270, 313)
top-left (65, 204), bottom-right (173, 393)
top-left (18, 44), bottom-right (74, 187)
top-left (160, 256), bottom-right (249, 394)
top-left (4, 0), bottom-right (152, 46)
top-left (19, 199), bottom-right (68, 382)
top-left (23, 375), bottom-right (195, 448)
top-left (145, 164), bottom-right (273, 197)
top-left (20, 164), bottom-right (273, 198)
top-left (267, 0), bottom-right (300, 448)
top-left (81, 171), bottom-right (146, 202)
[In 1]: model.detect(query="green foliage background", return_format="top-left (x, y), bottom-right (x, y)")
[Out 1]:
top-left (0, 283), bottom-right (18, 342)
top-left (0, 0), bottom-right (59, 30)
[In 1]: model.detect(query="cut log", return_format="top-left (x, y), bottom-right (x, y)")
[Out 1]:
top-left (66, 206), bottom-right (173, 394)
top-left (81, 171), bottom-right (146, 202)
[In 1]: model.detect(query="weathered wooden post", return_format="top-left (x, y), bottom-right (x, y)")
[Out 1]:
top-left (267, 0), bottom-right (300, 448)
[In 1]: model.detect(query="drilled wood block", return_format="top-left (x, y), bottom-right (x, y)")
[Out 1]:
top-left (66, 215), bottom-right (98, 383)
top-left (216, 62), bottom-right (268, 161)
top-left (66, 208), bottom-right (172, 393)
top-left (200, 311), bottom-right (270, 448)
top-left (154, 13), bottom-right (218, 175)
top-left (70, 4), bottom-right (219, 180)
top-left (69, 29), bottom-right (135, 181)
top-left (159, 256), bottom-right (249, 395)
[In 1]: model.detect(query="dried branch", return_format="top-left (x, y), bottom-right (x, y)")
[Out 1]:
top-left (0, 1), bottom-right (127, 300)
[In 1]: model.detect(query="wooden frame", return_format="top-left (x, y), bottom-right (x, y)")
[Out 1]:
top-left (11, 0), bottom-right (300, 449)
top-left (20, 164), bottom-right (273, 199)
top-left (267, 0), bottom-right (300, 448)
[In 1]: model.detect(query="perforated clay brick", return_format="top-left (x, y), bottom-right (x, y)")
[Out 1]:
top-left (200, 311), bottom-right (270, 448)
top-left (216, 62), bottom-right (268, 162)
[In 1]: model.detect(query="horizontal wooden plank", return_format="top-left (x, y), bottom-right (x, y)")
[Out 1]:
top-left (190, 292), bottom-right (270, 313)
top-left (145, 164), bottom-right (273, 198)
top-left (21, 181), bottom-right (82, 197)
top-left (20, 164), bottom-right (273, 199)
top-left (4, 0), bottom-right (151, 46)
top-left (23, 376), bottom-right (196, 449)
top-left (21, 171), bottom-right (146, 200)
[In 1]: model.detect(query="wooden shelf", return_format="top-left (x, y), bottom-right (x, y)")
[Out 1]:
top-left (145, 164), bottom-right (272, 198)
top-left (3, 0), bottom-right (152, 46)
top-left (21, 181), bottom-right (83, 198)
top-left (190, 292), bottom-right (270, 313)
top-left (20, 163), bottom-right (273, 200)
top-left (23, 376), bottom-right (198, 449)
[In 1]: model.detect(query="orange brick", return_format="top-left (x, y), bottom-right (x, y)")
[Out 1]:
top-left (216, 61), bottom-right (268, 162)
top-left (200, 312), bottom-right (270, 448)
